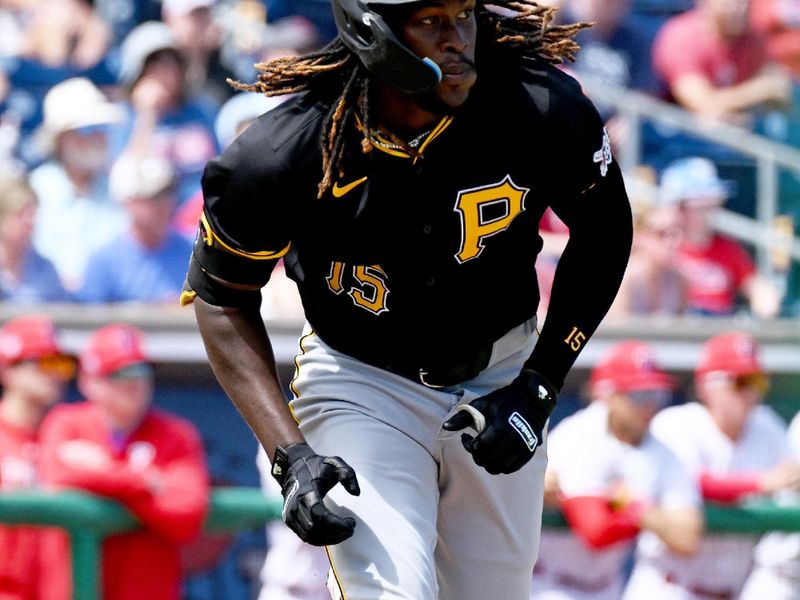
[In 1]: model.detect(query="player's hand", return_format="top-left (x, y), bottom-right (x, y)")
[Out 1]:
top-left (442, 369), bottom-right (557, 475)
top-left (272, 443), bottom-right (361, 546)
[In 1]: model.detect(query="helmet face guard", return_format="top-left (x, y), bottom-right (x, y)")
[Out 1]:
top-left (332, 0), bottom-right (443, 95)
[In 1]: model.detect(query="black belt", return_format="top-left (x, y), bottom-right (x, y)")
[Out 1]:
top-left (382, 344), bottom-right (493, 389)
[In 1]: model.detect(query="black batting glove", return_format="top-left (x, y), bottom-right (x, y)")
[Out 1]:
top-left (442, 369), bottom-right (558, 475)
top-left (271, 443), bottom-right (360, 546)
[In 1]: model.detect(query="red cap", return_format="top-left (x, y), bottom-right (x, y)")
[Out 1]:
top-left (0, 315), bottom-right (63, 366)
top-left (80, 323), bottom-right (148, 377)
top-left (590, 340), bottom-right (673, 393)
top-left (696, 332), bottom-right (762, 378)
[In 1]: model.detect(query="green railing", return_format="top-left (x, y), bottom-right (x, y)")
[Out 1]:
top-left (1, 489), bottom-right (800, 600)
top-left (0, 487), bottom-right (282, 600)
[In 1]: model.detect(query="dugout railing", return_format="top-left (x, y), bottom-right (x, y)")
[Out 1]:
top-left (1, 488), bottom-right (799, 600)
top-left (581, 77), bottom-right (800, 286)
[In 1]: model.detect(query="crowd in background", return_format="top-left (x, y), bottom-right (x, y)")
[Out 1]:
top-left (0, 0), bottom-right (797, 316)
top-left (0, 0), bottom-right (799, 599)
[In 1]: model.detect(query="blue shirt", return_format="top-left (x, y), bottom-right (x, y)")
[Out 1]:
top-left (77, 230), bottom-right (192, 303)
top-left (0, 248), bottom-right (69, 303)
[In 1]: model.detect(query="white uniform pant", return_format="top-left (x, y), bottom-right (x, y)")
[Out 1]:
top-left (530, 571), bottom-right (622, 600)
top-left (623, 562), bottom-right (737, 600)
top-left (289, 318), bottom-right (546, 600)
top-left (740, 564), bottom-right (800, 600)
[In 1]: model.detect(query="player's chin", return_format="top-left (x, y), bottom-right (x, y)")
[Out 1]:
top-left (435, 71), bottom-right (477, 108)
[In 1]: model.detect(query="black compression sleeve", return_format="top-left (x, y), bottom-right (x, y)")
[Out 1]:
top-left (524, 161), bottom-right (632, 389)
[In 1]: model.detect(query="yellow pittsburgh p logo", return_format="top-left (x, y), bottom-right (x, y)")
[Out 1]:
top-left (453, 175), bottom-right (529, 263)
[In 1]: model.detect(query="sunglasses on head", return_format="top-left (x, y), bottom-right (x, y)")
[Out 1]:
top-left (707, 372), bottom-right (769, 394)
top-left (732, 373), bottom-right (769, 394)
top-left (22, 355), bottom-right (77, 380)
top-left (626, 389), bottom-right (672, 407)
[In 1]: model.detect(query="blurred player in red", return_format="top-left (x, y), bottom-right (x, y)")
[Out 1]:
top-left (38, 323), bottom-right (210, 600)
top-left (0, 315), bottom-right (74, 600)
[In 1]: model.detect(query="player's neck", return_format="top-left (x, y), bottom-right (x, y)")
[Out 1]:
top-left (607, 411), bottom-right (644, 447)
top-left (373, 83), bottom-right (444, 139)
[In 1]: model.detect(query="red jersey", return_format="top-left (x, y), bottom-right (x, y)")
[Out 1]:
top-left (653, 10), bottom-right (768, 93)
top-left (37, 402), bottom-right (210, 600)
top-left (677, 234), bottom-right (756, 314)
top-left (751, 0), bottom-right (800, 77)
top-left (0, 415), bottom-right (44, 600)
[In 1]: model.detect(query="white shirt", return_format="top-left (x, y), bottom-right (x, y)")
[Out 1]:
top-left (749, 411), bottom-right (800, 577)
top-left (648, 402), bottom-right (791, 591)
top-left (30, 162), bottom-right (127, 292)
top-left (537, 403), bottom-right (699, 585)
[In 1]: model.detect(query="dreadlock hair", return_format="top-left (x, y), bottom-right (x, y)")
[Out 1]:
top-left (229, 0), bottom-right (590, 198)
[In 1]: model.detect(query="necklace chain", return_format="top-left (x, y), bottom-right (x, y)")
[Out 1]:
top-left (369, 128), bottom-right (433, 152)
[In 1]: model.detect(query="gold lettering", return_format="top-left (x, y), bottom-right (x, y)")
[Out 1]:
top-left (564, 327), bottom-right (586, 352)
top-left (454, 176), bottom-right (528, 263)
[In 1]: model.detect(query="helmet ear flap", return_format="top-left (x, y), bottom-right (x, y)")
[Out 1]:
top-left (332, 0), bottom-right (443, 95)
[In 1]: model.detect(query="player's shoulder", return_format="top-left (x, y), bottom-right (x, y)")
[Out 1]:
top-left (509, 59), bottom-right (598, 122)
top-left (643, 431), bottom-right (686, 465)
top-left (206, 92), bottom-right (327, 181)
top-left (651, 402), bottom-right (707, 435)
top-left (40, 401), bottom-right (97, 430)
top-left (750, 404), bottom-right (789, 436)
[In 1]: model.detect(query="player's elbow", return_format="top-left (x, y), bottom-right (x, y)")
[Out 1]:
top-left (666, 511), bottom-right (704, 557)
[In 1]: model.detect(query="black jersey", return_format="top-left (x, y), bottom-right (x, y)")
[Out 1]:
top-left (193, 59), bottom-right (631, 385)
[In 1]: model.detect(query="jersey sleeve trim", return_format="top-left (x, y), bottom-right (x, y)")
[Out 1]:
top-left (201, 212), bottom-right (291, 260)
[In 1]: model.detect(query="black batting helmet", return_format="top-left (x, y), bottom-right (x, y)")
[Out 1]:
top-left (332, 0), bottom-right (444, 94)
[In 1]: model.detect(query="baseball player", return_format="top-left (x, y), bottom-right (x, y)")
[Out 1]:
top-left (183, 0), bottom-right (633, 597)
top-left (37, 324), bottom-right (210, 600)
top-left (630, 332), bottom-right (800, 599)
top-left (739, 409), bottom-right (800, 600)
top-left (532, 340), bottom-right (702, 600)
top-left (0, 315), bottom-right (74, 600)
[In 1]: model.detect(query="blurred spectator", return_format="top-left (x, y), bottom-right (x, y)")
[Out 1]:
top-left (565, 0), bottom-right (659, 92)
top-left (660, 157), bottom-right (781, 318)
top-left (112, 20), bottom-right (220, 205)
top-left (751, 0), bottom-right (800, 79)
top-left (93, 0), bottom-right (163, 46)
top-left (0, 315), bottom-right (73, 600)
top-left (256, 446), bottom-right (330, 600)
top-left (610, 202), bottom-right (687, 316)
top-left (646, 332), bottom-right (800, 598)
top-left (38, 323), bottom-right (210, 600)
top-left (78, 154), bottom-right (192, 303)
top-left (162, 0), bottom-right (237, 109)
top-left (740, 408), bottom-right (800, 600)
top-left (18, 0), bottom-right (110, 70)
top-left (561, 0), bottom-right (660, 147)
top-left (653, 0), bottom-right (792, 121)
top-left (29, 78), bottom-right (127, 292)
top-left (0, 0), bottom-right (35, 59)
top-left (0, 172), bottom-right (68, 303)
top-left (533, 341), bottom-right (702, 600)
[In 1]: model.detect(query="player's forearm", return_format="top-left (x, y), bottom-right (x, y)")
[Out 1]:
top-left (194, 297), bottom-right (304, 459)
top-left (639, 506), bottom-right (702, 556)
top-left (526, 165), bottom-right (633, 388)
top-left (560, 496), bottom-right (641, 549)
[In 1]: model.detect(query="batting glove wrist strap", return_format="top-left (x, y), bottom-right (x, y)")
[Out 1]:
top-left (521, 369), bottom-right (558, 416)
top-left (442, 369), bottom-right (558, 475)
top-left (272, 443), bottom-right (361, 546)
